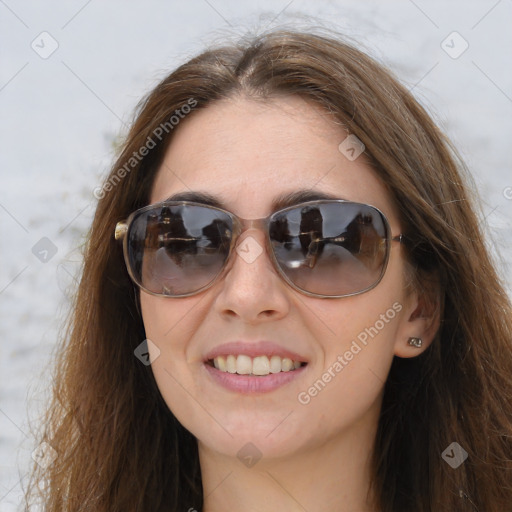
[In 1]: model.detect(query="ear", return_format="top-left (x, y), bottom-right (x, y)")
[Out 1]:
top-left (394, 285), bottom-right (441, 358)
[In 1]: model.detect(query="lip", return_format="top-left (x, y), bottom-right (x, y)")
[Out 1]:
top-left (204, 340), bottom-right (309, 362)
top-left (202, 340), bottom-right (309, 394)
top-left (203, 362), bottom-right (307, 393)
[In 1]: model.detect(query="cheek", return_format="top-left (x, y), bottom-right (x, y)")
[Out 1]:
top-left (296, 256), bottom-right (406, 404)
top-left (139, 293), bottom-right (201, 383)
top-left (303, 275), bottom-right (405, 371)
top-left (291, 296), bottom-right (404, 448)
top-left (140, 293), bottom-right (207, 428)
top-left (320, 250), bottom-right (407, 351)
top-left (140, 293), bottom-right (201, 348)
top-left (298, 296), bottom-right (403, 404)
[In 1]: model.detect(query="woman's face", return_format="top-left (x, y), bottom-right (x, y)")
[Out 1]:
top-left (141, 95), bottom-right (414, 462)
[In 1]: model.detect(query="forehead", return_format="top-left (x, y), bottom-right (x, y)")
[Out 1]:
top-left (150, 95), bottom-right (397, 223)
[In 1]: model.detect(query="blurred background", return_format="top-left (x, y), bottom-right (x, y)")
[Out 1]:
top-left (1, 0), bottom-right (511, 509)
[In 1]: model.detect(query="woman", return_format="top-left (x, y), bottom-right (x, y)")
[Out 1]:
top-left (25, 29), bottom-right (512, 511)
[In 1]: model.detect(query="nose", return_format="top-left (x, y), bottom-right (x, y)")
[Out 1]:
top-left (211, 227), bottom-right (291, 323)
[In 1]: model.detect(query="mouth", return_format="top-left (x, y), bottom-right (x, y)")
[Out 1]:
top-left (206, 354), bottom-right (307, 376)
top-left (203, 340), bottom-right (309, 393)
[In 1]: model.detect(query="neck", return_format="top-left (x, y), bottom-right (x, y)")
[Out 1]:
top-left (199, 414), bottom-right (379, 512)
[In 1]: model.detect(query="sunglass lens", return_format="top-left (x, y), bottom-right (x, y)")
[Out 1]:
top-left (127, 205), bottom-right (233, 296)
top-left (270, 202), bottom-right (389, 296)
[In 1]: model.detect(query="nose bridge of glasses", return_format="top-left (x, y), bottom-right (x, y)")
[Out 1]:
top-left (231, 216), bottom-right (268, 239)
top-left (230, 216), bottom-right (270, 256)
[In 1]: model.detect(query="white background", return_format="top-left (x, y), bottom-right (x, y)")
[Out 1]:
top-left (1, 1), bottom-right (511, 509)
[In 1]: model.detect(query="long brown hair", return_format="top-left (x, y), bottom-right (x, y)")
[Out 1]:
top-left (25, 29), bottom-right (512, 511)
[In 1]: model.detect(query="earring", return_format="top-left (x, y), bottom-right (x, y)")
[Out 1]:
top-left (408, 337), bottom-right (423, 348)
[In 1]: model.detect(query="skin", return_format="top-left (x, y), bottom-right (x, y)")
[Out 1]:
top-left (140, 96), bottom-right (438, 512)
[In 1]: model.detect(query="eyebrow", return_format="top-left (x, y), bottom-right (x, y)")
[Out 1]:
top-left (163, 189), bottom-right (341, 211)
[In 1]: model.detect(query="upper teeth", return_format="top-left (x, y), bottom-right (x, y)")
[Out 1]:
top-left (212, 355), bottom-right (303, 376)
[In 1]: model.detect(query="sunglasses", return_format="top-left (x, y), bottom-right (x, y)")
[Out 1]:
top-left (114, 199), bottom-right (404, 299)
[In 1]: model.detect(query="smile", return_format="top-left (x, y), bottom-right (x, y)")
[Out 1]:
top-left (207, 354), bottom-right (307, 376)
top-left (203, 340), bottom-right (309, 393)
